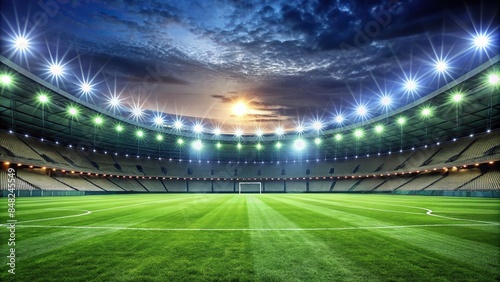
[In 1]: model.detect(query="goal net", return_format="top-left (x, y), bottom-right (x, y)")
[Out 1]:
top-left (238, 182), bottom-right (262, 194)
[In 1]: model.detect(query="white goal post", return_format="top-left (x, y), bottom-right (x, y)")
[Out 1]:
top-left (238, 182), bottom-right (262, 194)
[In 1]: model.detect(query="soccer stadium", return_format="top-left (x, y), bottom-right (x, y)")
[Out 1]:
top-left (0, 1), bottom-right (499, 281)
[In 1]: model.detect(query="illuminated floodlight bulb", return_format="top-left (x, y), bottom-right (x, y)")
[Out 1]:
top-left (295, 125), bottom-right (305, 133)
top-left (177, 138), bottom-right (184, 145)
top-left (435, 60), bottom-right (448, 73)
top-left (174, 120), bottom-right (183, 130)
top-left (452, 92), bottom-right (463, 103)
top-left (275, 142), bottom-right (282, 149)
top-left (94, 116), bottom-right (104, 125)
top-left (68, 106), bottom-right (78, 116)
top-left (421, 107), bottom-right (432, 117)
top-left (314, 138), bottom-right (321, 145)
top-left (192, 140), bottom-right (203, 151)
top-left (156, 134), bottom-right (163, 141)
top-left (275, 127), bottom-right (284, 136)
top-left (154, 116), bottom-right (164, 126)
top-left (404, 79), bottom-right (417, 92)
top-left (356, 105), bottom-right (368, 117)
top-left (37, 93), bottom-right (49, 104)
top-left (14, 36), bottom-right (29, 52)
top-left (294, 139), bottom-right (306, 151)
top-left (397, 117), bottom-right (406, 126)
top-left (380, 95), bottom-right (392, 107)
top-left (216, 142), bottom-right (222, 149)
top-left (80, 82), bottom-right (93, 94)
top-left (375, 124), bottom-right (384, 134)
top-left (354, 129), bottom-right (364, 139)
top-left (193, 124), bottom-right (203, 134)
top-left (334, 114), bottom-right (344, 124)
top-left (0, 74), bottom-right (12, 85)
top-left (115, 125), bottom-right (124, 132)
top-left (213, 127), bottom-right (222, 136)
top-left (312, 121), bottom-right (323, 131)
top-left (255, 128), bottom-right (264, 137)
top-left (488, 73), bottom-right (499, 85)
top-left (49, 63), bottom-right (64, 77)
top-left (334, 133), bottom-right (342, 141)
top-left (236, 143), bottom-right (242, 149)
top-left (234, 129), bottom-right (243, 137)
top-left (256, 143), bottom-right (263, 150)
top-left (473, 34), bottom-right (490, 49)
top-left (136, 130), bottom-right (144, 138)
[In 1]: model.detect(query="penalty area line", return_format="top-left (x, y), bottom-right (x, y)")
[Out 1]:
top-left (12, 223), bottom-right (499, 232)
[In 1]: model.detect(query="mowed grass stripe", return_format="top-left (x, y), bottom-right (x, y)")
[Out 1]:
top-left (246, 195), bottom-right (376, 281)
top-left (263, 195), bottom-right (500, 281)
top-left (1, 194), bottom-right (499, 282)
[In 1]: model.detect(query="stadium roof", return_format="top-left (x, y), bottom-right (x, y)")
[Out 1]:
top-left (1, 54), bottom-right (499, 162)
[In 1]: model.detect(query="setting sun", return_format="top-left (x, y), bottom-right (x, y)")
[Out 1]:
top-left (233, 102), bottom-right (247, 116)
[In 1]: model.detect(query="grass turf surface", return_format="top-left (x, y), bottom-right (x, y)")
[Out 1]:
top-left (0, 194), bottom-right (499, 281)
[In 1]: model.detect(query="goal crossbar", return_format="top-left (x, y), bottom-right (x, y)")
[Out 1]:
top-left (238, 182), bottom-right (262, 194)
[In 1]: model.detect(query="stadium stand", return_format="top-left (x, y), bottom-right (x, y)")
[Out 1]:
top-left (458, 169), bottom-right (500, 191)
top-left (54, 173), bottom-right (104, 191)
top-left (83, 175), bottom-right (125, 191)
top-left (137, 178), bottom-right (167, 192)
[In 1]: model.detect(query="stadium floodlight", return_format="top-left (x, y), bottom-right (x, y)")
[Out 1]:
top-left (473, 33), bottom-right (490, 49)
top-left (295, 124), bottom-right (305, 133)
top-left (0, 74), bottom-right (12, 85)
top-left (354, 129), bottom-right (364, 139)
top-left (435, 59), bottom-right (448, 73)
top-left (275, 141), bottom-right (282, 149)
top-left (93, 116), bottom-right (104, 126)
top-left (80, 82), bottom-right (93, 94)
top-left (216, 142), bottom-right (222, 149)
top-left (173, 120), bottom-right (183, 130)
top-left (275, 127), bottom-right (285, 136)
top-left (374, 124), bottom-right (384, 134)
top-left (49, 63), bottom-right (64, 78)
top-left (255, 128), bottom-right (264, 137)
top-left (421, 107), bottom-right (432, 117)
top-left (136, 130), bottom-right (144, 138)
top-left (193, 123), bottom-right (204, 134)
top-left (192, 140), bottom-right (203, 151)
top-left (115, 124), bottom-right (124, 132)
top-left (37, 93), bottom-right (49, 104)
top-left (314, 138), bottom-right (321, 145)
top-left (156, 134), bottom-right (163, 141)
top-left (256, 143), bottom-right (263, 150)
top-left (355, 105), bottom-right (368, 117)
top-left (451, 92), bottom-right (464, 103)
top-left (294, 138), bottom-right (306, 151)
top-left (153, 116), bottom-right (164, 126)
top-left (67, 106), bottom-right (79, 117)
top-left (234, 129), bottom-right (243, 138)
top-left (397, 116), bottom-right (406, 126)
top-left (236, 142), bottom-right (242, 150)
top-left (312, 120), bottom-right (323, 131)
top-left (213, 127), bottom-right (222, 136)
top-left (131, 107), bottom-right (143, 118)
top-left (380, 95), bottom-right (392, 107)
top-left (177, 138), bottom-right (184, 145)
top-left (404, 79), bottom-right (417, 92)
top-left (334, 133), bottom-right (343, 141)
top-left (488, 73), bottom-right (499, 85)
top-left (14, 36), bottom-right (30, 52)
top-left (334, 114), bottom-right (344, 124)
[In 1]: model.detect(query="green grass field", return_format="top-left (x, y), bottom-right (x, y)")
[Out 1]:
top-left (1, 194), bottom-right (499, 281)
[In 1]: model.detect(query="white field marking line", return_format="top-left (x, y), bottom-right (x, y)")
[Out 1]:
top-left (0, 195), bottom-right (199, 226)
top-left (12, 223), bottom-right (499, 232)
top-left (0, 209), bottom-right (92, 225)
top-left (298, 197), bottom-right (500, 225)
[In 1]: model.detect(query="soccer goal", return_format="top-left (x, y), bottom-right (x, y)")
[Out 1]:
top-left (238, 182), bottom-right (262, 194)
